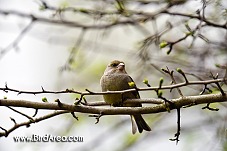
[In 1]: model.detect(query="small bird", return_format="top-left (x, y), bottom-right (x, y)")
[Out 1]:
top-left (100, 60), bottom-right (151, 134)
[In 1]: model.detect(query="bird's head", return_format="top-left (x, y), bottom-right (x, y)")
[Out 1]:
top-left (104, 60), bottom-right (127, 75)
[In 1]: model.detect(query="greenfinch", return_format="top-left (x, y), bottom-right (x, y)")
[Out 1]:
top-left (100, 60), bottom-right (151, 134)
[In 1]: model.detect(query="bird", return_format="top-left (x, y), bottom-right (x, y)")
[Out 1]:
top-left (100, 60), bottom-right (151, 134)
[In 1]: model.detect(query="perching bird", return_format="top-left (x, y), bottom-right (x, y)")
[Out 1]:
top-left (100, 60), bottom-right (151, 134)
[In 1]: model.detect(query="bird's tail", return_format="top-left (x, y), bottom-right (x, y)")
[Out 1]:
top-left (133, 115), bottom-right (151, 134)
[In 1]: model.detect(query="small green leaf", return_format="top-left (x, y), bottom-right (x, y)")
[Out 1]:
top-left (39, 5), bottom-right (46, 11)
top-left (115, 0), bottom-right (125, 12)
top-left (165, 105), bottom-right (170, 112)
top-left (160, 77), bottom-right (164, 85)
top-left (176, 68), bottom-right (183, 74)
top-left (159, 41), bottom-right (168, 49)
top-left (128, 82), bottom-right (135, 87)
top-left (185, 22), bottom-right (191, 32)
top-left (3, 96), bottom-right (7, 99)
top-left (42, 97), bottom-right (48, 102)
top-left (158, 91), bottom-right (163, 97)
top-left (79, 8), bottom-right (89, 13)
top-left (143, 79), bottom-right (149, 85)
top-left (186, 31), bottom-right (194, 36)
top-left (215, 64), bottom-right (221, 68)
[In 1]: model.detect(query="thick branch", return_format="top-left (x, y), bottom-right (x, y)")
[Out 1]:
top-left (0, 93), bottom-right (226, 115)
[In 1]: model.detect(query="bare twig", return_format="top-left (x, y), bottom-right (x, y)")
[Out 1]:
top-left (162, 67), bottom-right (184, 96)
top-left (32, 109), bottom-right (38, 117)
top-left (89, 113), bottom-right (103, 124)
top-left (7, 106), bottom-right (34, 122)
top-left (0, 21), bottom-right (35, 59)
top-left (169, 108), bottom-right (181, 144)
top-left (60, 29), bottom-right (87, 71)
top-left (200, 84), bottom-right (212, 95)
top-left (202, 103), bottom-right (219, 111)
top-left (71, 112), bottom-right (79, 120)
top-left (10, 117), bottom-right (17, 125)
top-left (0, 110), bottom-right (69, 137)
top-left (0, 79), bottom-right (225, 97)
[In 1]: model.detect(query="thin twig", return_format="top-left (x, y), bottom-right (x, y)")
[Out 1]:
top-left (0, 21), bottom-right (35, 59)
top-left (0, 79), bottom-right (225, 96)
top-left (7, 106), bottom-right (34, 122)
top-left (0, 110), bottom-right (69, 137)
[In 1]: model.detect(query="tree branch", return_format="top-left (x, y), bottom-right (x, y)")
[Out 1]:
top-left (0, 20), bottom-right (34, 59)
top-left (161, 10), bottom-right (227, 29)
top-left (1, 78), bottom-right (226, 96)
top-left (0, 110), bottom-right (69, 137)
top-left (0, 93), bottom-right (226, 115)
top-left (0, 8), bottom-right (226, 31)
top-left (0, 10), bottom-right (145, 29)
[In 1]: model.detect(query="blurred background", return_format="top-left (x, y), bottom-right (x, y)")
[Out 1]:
top-left (0, 0), bottom-right (227, 150)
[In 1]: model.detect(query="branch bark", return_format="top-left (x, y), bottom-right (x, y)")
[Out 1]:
top-left (0, 93), bottom-right (226, 115)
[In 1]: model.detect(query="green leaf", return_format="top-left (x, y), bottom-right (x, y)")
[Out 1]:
top-left (159, 41), bottom-right (168, 49)
top-left (159, 77), bottom-right (164, 85)
top-left (115, 0), bottom-right (125, 11)
top-left (158, 91), bottom-right (163, 97)
top-left (215, 64), bottom-right (221, 68)
top-left (128, 82), bottom-right (135, 87)
top-left (42, 97), bottom-right (48, 102)
top-left (186, 31), bottom-right (194, 36)
top-left (79, 8), bottom-right (89, 13)
top-left (176, 68), bottom-right (183, 74)
top-left (143, 79), bottom-right (149, 85)
top-left (39, 5), bottom-right (46, 11)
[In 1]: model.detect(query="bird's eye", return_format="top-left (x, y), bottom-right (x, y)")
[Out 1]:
top-left (111, 63), bottom-right (118, 67)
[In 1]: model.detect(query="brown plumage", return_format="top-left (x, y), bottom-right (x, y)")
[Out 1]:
top-left (100, 60), bottom-right (151, 134)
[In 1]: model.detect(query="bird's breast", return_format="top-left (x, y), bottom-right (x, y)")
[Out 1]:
top-left (101, 74), bottom-right (130, 105)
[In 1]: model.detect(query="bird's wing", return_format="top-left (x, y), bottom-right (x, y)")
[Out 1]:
top-left (127, 76), bottom-right (140, 99)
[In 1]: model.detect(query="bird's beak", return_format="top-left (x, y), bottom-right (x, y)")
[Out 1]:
top-left (117, 62), bottom-right (125, 71)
